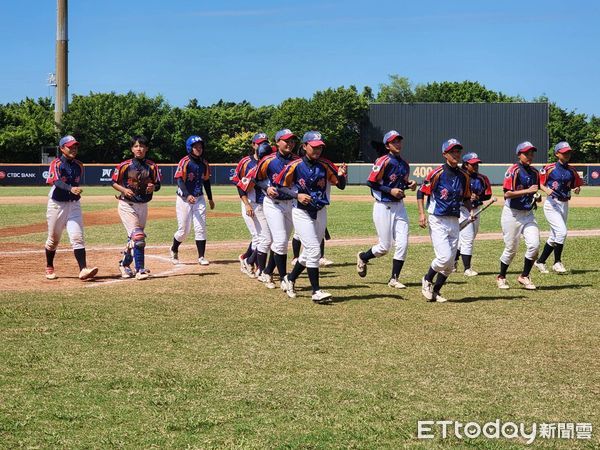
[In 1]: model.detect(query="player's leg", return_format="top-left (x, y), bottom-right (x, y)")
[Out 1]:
top-left (429, 216), bottom-right (457, 300)
top-left (319, 227), bottom-right (333, 266)
top-left (459, 214), bottom-right (478, 276)
top-left (518, 215), bottom-right (540, 289)
top-left (262, 198), bottom-right (288, 286)
top-left (551, 202), bottom-right (569, 271)
top-left (171, 195), bottom-right (193, 263)
top-left (357, 202), bottom-right (392, 277)
top-left (44, 199), bottom-right (68, 279)
top-left (389, 203), bottom-right (409, 288)
top-left (65, 201), bottom-right (98, 280)
top-left (291, 232), bottom-right (301, 262)
top-left (254, 204), bottom-right (272, 283)
top-left (497, 207), bottom-right (522, 288)
top-left (191, 196), bottom-right (209, 265)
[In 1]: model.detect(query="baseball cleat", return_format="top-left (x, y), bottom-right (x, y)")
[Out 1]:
top-left (388, 278), bottom-right (406, 289)
top-left (135, 269), bottom-right (150, 280)
top-left (464, 268), bottom-right (478, 277)
top-left (78, 267), bottom-right (98, 281)
top-left (517, 275), bottom-right (536, 290)
top-left (421, 277), bottom-right (433, 300)
top-left (452, 261), bottom-right (458, 273)
top-left (356, 252), bottom-right (367, 277)
top-left (238, 254), bottom-right (248, 274)
top-left (534, 261), bottom-right (549, 274)
top-left (198, 257), bottom-right (210, 266)
top-left (319, 257), bottom-right (334, 267)
top-left (312, 290), bottom-right (333, 304)
top-left (282, 275), bottom-right (297, 298)
top-left (119, 264), bottom-right (134, 279)
top-left (552, 262), bottom-right (567, 274)
top-left (280, 276), bottom-right (289, 292)
top-left (45, 266), bottom-right (57, 280)
top-left (432, 292), bottom-right (448, 303)
top-left (496, 276), bottom-right (510, 289)
top-left (170, 249), bottom-right (179, 265)
top-left (259, 273), bottom-right (276, 289)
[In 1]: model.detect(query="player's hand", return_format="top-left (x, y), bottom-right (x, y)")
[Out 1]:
top-left (186, 195), bottom-right (196, 204)
top-left (574, 186), bottom-right (581, 195)
top-left (123, 188), bottom-right (135, 198)
top-left (146, 183), bottom-right (155, 194)
top-left (419, 213), bottom-right (427, 229)
top-left (267, 186), bottom-right (278, 198)
top-left (407, 180), bottom-right (417, 191)
top-left (337, 163), bottom-right (347, 177)
top-left (526, 185), bottom-right (538, 194)
top-left (470, 193), bottom-right (479, 201)
top-left (209, 199), bottom-right (215, 210)
top-left (390, 188), bottom-right (405, 199)
top-left (70, 186), bottom-right (82, 195)
top-left (245, 204), bottom-right (254, 217)
top-left (297, 193), bottom-right (312, 205)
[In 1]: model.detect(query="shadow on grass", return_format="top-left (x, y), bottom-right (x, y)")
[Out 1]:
top-left (568, 269), bottom-right (599, 275)
top-left (450, 295), bottom-right (527, 303)
top-left (535, 284), bottom-right (593, 291)
top-left (331, 293), bottom-right (404, 303)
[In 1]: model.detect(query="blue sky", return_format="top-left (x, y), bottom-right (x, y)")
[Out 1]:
top-left (1, 0), bottom-right (599, 116)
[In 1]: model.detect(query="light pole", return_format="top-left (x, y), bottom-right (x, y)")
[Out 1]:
top-left (55, 0), bottom-right (68, 127)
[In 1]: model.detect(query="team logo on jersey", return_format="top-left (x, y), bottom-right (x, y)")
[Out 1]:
top-left (440, 188), bottom-right (449, 200)
top-left (539, 168), bottom-right (546, 175)
top-left (372, 165), bottom-right (381, 173)
top-left (389, 173), bottom-right (398, 182)
top-left (551, 181), bottom-right (559, 189)
top-left (317, 178), bottom-right (326, 189)
top-left (298, 178), bottom-right (307, 189)
top-left (188, 172), bottom-right (196, 182)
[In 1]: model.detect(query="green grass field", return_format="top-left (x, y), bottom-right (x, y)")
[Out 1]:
top-left (1, 186), bottom-right (599, 448)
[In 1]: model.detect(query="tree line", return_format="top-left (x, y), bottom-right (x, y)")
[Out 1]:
top-left (1, 75), bottom-right (598, 163)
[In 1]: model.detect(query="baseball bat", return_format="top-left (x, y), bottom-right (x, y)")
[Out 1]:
top-left (459, 197), bottom-right (497, 230)
top-left (529, 192), bottom-right (542, 209)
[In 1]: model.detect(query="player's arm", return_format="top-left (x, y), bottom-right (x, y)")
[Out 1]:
top-left (238, 187), bottom-right (254, 217)
top-left (335, 162), bottom-right (347, 190)
top-left (416, 189), bottom-right (427, 228)
top-left (503, 169), bottom-right (537, 199)
top-left (203, 179), bottom-right (214, 209)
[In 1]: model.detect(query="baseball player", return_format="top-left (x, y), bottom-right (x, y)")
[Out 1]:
top-left (292, 229), bottom-right (333, 267)
top-left (170, 135), bottom-right (215, 266)
top-left (233, 136), bottom-right (273, 278)
top-left (276, 131), bottom-right (347, 303)
top-left (356, 130), bottom-right (417, 289)
top-left (496, 141), bottom-right (541, 290)
top-left (534, 141), bottom-right (583, 274)
top-left (248, 129), bottom-right (300, 290)
top-left (44, 135), bottom-right (98, 281)
top-left (454, 152), bottom-right (492, 276)
top-left (417, 138), bottom-right (472, 302)
top-left (111, 135), bottom-right (161, 280)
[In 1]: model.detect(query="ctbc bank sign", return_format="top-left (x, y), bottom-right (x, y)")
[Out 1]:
top-left (0, 167), bottom-right (44, 184)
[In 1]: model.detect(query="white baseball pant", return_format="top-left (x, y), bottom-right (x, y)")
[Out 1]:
top-left (292, 208), bottom-right (327, 268)
top-left (45, 199), bottom-right (85, 250)
top-left (371, 201), bottom-right (409, 260)
top-left (543, 197), bottom-right (569, 245)
top-left (458, 205), bottom-right (480, 256)
top-left (428, 214), bottom-right (459, 277)
top-left (117, 200), bottom-right (148, 236)
top-left (241, 200), bottom-right (261, 250)
top-left (254, 204), bottom-right (272, 254)
top-left (263, 196), bottom-right (293, 255)
top-left (174, 195), bottom-right (206, 242)
top-left (500, 206), bottom-right (540, 265)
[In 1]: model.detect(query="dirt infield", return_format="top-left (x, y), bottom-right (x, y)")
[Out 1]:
top-left (3, 229), bottom-right (600, 293)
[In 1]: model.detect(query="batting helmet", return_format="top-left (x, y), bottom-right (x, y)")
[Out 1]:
top-left (186, 135), bottom-right (204, 154)
top-left (257, 142), bottom-right (273, 159)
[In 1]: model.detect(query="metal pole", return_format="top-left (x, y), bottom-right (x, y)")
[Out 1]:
top-left (55, 0), bottom-right (68, 127)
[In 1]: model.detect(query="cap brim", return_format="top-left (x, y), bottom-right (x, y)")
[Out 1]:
top-left (278, 133), bottom-right (296, 141)
top-left (306, 140), bottom-right (326, 147)
top-left (518, 146), bottom-right (537, 153)
top-left (253, 138), bottom-right (268, 144)
top-left (556, 147), bottom-right (572, 153)
top-left (466, 158), bottom-right (482, 164)
top-left (444, 144), bottom-right (463, 152)
top-left (63, 140), bottom-right (79, 148)
top-left (385, 135), bottom-right (404, 144)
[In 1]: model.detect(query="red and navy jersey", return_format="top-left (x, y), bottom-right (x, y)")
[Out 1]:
top-left (254, 151), bottom-right (299, 200)
top-left (232, 155), bottom-right (263, 203)
top-left (540, 162), bottom-right (583, 201)
top-left (503, 163), bottom-right (540, 210)
top-left (174, 155), bottom-right (210, 198)
top-left (468, 172), bottom-right (492, 208)
top-left (46, 155), bottom-right (83, 202)
top-left (112, 157), bottom-right (161, 203)
top-left (276, 157), bottom-right (341, 213)
top-left (367, 153), bottom-right (410, 202)
top-left (420, 164), bottom-right (471, 217)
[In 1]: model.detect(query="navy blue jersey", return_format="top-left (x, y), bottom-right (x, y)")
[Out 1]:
top-left (255, 151), bottom-right (299, 201)
top-left (503, 163), bottom-right (540, 210)
top-left (367, 153), bottom-right (410, 202)
top-left (468, 172), bottom-right (493, 208)
top-left (540, 162), bottom-right (583, 201)
top-left (112, 158), bottom-right (162, 203)
top-left (420, 164), bottom-right (471, 217)
top-left (232, 155), bottom-right (265, 203)
top-left (276, 156), bottom-right (341, 213)
top-left (46, 155), bottom-right (83, 202)
top-left (174, 155), bottom-right (210, 198)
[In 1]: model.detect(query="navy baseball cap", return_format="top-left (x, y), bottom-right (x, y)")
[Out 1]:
top-left (554, 141), bottom-right (572, 153)
top-left (516, 141), bottom-right (537, 154)
top-left (462, 152), bottom-right (482, 164)
top-left (302, 131), bottom-right (326, 147)
top-left (275, 129), bottom-right (296, 141)
top-left (252, 132), bottom-right (268, 144)
top-left (59, 135), bottom-right (79, 148)
top-left (442, 138), bottom-right (463, 153)
top-left (383, 130), bottom-right (403, 144)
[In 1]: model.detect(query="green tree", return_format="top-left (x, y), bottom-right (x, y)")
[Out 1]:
top-left (413, 80), bottom-right (522, 103)
top-left (375, 75), bottom-right (415, 103)
top-left (543, 98), bottom-right (590, 163)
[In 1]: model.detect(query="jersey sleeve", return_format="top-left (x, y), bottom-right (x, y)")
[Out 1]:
top-left (367, 156), bottom-right (388, 183)
top-left (174, 158), bottom-right (188, 180)
top-left (46, 159), bottom-right (60, 185)
top-left (462, 170), bottom-right (472, 200)
top-left (112, 161), bottom-right (129, 185)
top-left (502, 166), bottom-right (519, 191)
top-left (571, 168), bottom-right (584, 188)
top-left (152, 162), bottom-right (162, 183)
top-left (540, 164), bottom-right (552, 186)
top-left (231, 158), bottom-right (248, 184)
top-left (320, 158), bottom-right (340, 184)
top-left (203, 160), bottom-right (211, 181)
top-left (255, 157), bottom-right (271, 181)
top-left (276, 161), bottom-right (298, 187)
top-left (419, 166), bottom-right (442, 196)
top-left (237, 165), bottom-right (257, 192)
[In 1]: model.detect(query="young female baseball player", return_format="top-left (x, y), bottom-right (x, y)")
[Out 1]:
top-left (234, 138), bottom-right (273, 278)
top-left (356, 130), bottom-right (417, 289)
top-left (169, 135), bottom-right (215, 266)
top-left (232, 133), bottom-right (269, 277)
top-left (276, 131), bottom-right (347, 303)
top-left (496, 141), bottom-right (541, 290)
top-left (454, 152), bottom-right (492, 276)
top-left (251, 129), bottom-right (300, 290)
top-left (417, 139), bottom-right (472, 302)
top-left (111, 135), bottom-right (161, 280)
top-left (44, 135), bottom-right (98, 281)
top-left (534, 141), bottom-right (583, 274)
